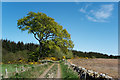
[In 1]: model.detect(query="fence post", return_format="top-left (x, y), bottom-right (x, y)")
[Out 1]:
top-left (5, 69), bottom-right (8, 78)
top-left (16, 67), bottom-right (18, 73)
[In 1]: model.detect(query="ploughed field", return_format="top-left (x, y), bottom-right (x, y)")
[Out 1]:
top-left (68, 58), bottom-right (118, 78)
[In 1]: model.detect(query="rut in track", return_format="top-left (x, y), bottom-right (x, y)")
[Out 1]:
top-left (57, 63), bottom-right (61, 78)
top-left (37, 63), bottom-right (61, 79)
top-left (39, 63), bottom-right (55, 78)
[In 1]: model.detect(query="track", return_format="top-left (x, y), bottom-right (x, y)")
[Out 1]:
top-left (57, 63), bottom-right (61, 78)
top-left (39, 63), bottom-right (55, 78)
top-left (39, 63), bottom-right (61, 78)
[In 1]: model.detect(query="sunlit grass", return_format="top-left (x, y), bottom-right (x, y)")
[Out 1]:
top-left (60, 61), bottom-right (79, 80)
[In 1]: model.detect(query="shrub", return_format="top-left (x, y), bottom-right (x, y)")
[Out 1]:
top-left (50, 48), bottom-right (65, 60)
top-left (50, 57), bottom-right (57, 61)
top-left (65, 51), bottom-right (73, 59)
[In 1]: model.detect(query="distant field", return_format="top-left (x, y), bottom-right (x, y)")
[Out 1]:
top-left (68, 58), bottom-right (118, 78)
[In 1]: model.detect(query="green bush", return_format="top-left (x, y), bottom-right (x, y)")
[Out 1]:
top-left (28, 51), bottom-right (39, 62)
top-left (65, 51), bottom-right (73, 59)
top-left (50, 49), bottom-right (65, 60)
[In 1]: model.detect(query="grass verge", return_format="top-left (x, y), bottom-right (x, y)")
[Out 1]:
top-left (60, 61), bottom-right (79, 80)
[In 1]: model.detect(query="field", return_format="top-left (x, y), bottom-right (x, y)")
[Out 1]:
top-left (68, 58), bottom-right (118, 78)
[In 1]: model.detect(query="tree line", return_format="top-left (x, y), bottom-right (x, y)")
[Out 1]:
top-left (1, 39), bottom-right (119, 60)
top-left (72, 50), bottom-right (120, 59)
top-left (1, 39), bottom-right (39, 53)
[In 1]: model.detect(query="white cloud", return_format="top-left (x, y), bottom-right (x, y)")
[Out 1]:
top-left (86, 15), bottom-right (97, 22)
top-left (86, 15), bottom-right (106, 22)
top-left (94, 4), bottom-right (114, 19)
top-left (80, 4), bottom-right (114, 22)
top-left (79, 4), bottom-right (91, 13)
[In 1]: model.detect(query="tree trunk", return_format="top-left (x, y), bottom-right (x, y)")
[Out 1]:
top-left (38, 41), bottom-right (42, 60)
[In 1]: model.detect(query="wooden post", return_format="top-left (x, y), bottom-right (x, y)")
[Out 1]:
top-left (5, 69), bottom-right (8, 78)
top-left (16, 67), bottom-right (18, 73)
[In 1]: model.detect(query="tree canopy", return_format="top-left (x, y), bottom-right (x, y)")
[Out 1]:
top-left (17, 12), bottom-right (74, 59)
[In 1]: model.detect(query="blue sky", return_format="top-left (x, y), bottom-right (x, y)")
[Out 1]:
top-left (2, 2), bottom-right (118, 55)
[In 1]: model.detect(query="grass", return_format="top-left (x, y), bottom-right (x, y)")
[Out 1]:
top-left (0, 65), bottom-right (2, 79)
top-left (2, 64), bottom-right (34, 78)
top-left (10, 62), bottom-right (52, 78)
top-left (45, 63), bottom-right (58, 78)
top-left (60, 61), bottom-right (79, 80)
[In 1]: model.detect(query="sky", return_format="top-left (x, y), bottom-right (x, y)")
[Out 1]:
top-left (2, 2), bottom-right (118, 55)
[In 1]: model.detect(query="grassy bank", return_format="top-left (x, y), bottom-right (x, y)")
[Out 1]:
top-left (60, 61), bottom-right (79, 80)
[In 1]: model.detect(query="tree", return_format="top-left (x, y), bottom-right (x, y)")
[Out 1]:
top-left (17, 11), bottom-right (74, 60)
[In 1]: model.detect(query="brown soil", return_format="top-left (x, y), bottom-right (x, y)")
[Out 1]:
top-left (68, 58), bottom-right (118, 78)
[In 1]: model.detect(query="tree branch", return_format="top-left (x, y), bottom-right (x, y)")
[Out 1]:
top-left (31, 31), bottom-right (40, 41)
top-left (34, 34), bottom-right (40, 41)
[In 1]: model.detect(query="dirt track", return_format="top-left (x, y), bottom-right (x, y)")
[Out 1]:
top-left (39, 63), bottom-right (55, 78)
top-left (57, 64), bottom-right (61, 78)
top-left (39, 63), bottom-right (61, 78)
top-left (69, 58), bottom-right (118, 78)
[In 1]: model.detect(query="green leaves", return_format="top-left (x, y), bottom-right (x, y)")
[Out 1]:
top-left (17, 11), bottom-right (74, 58)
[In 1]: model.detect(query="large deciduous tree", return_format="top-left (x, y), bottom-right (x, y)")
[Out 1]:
top-left (17, 12), bottom-right (74, 59)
